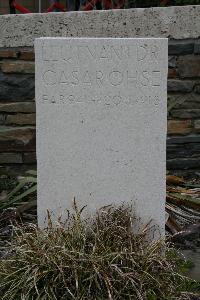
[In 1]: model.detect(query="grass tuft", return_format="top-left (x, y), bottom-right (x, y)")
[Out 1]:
top-left (0, 204), bottom-right (199, 299)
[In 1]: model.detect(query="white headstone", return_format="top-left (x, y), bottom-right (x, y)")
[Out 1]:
top-left (35, 38), bottom-right (167, 234)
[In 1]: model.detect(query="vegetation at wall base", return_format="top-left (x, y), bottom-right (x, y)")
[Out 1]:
top-left (0, 170), bottom-right (37, 224)
top-left (0, 204), bottom-right (199, 300)
top-left (1, 171), bottom-right (200, 243)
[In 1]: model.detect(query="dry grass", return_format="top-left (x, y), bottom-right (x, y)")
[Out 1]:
top-left (0, 203), bottom-right (199, 300)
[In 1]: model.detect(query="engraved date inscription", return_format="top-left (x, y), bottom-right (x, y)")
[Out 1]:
top-left (41, 93), bottom-right (161, 107)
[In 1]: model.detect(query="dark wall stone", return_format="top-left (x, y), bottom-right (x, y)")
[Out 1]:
top-left (178, 55), bottom-right (200, 78)
top-left (168, 56), bottom-right (177, 68)
top-left (167, 80), bottom-right (194, 92)
top-left (194, 84), bottom-right (200, 94)
top-left (0, 72), bottom-right (35, 101)
top-left (167, 158), bottom-right (200, 170)
top-left (194, 40), bottom-right (200, 54)
top-left (167, 135), bottom-right (200, 144)
top-left (167, 143), bottom-right (200, 159)
top-left (168, 39), bottom-right (194, 56)
top-left (0, 127), bottom-right (36, 152)
top-left (23, 152), bottom-right (36, 163)
top-left (170, 109), bottom-right (200, 119)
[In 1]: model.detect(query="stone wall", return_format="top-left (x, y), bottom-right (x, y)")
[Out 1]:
top-left (0, 6), bottom-right (200, 176)
top-left (167, 39), bottom-right (200, 175)
top-left (0, 48), bottom-right (36, 175)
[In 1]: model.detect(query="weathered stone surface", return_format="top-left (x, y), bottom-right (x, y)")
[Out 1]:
top-left (168, 39), bottom-right (194, 56)
top-left (0, 102), bottom-right (35, 113)
top-left (1, 60), bottom-right (35, 74)
top-left (0, 49), bottom-right (18, 58)
top-left (0, 72), bottom-right (35, 100)
top-left (171, 109), bottom-right (200, 119)
top-left (0, 126), bottom-right (36, 152)
top-left (0, 153), bottom-right (22, 164)
top-left (194, 120), bottom-right (200, 132)
top-left (167, 80), bottom-right (194, 93)
top-left (178, 55), bottom-right (200, 78)
top-left (1, 6), bottom-right (200, 47)
top-left (23, 152), bottom-right (36, 163)
top-left (167, 157), bottom-right (200, 170)
top-left (19, 50), bottom-right (35, 61)
top-left (167, 120), bottom-right (192, 135)
top-left (168, 68), bottom-right (177, 79)
top-left (194, 40), bottom-right (200, 54)
top-left (5, 113), bottom-right (36, 125)
top-left (36, 37), bottom-right (167, 231)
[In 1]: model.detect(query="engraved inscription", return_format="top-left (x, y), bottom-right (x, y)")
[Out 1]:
top-left (42, 69), bottom-right (161, 88)
top-left (41, 41), bottom-right (163, 107)
top-left (109, 71), bottom-right (123, 86)
top-left (42, 42), bottom-right (160, 63)
top-left (137, 43), bottom-right (160, 61)
top-left (43, 70), bottom-right (57, 85)
top-left (41, 93), bottom-right (161, 107)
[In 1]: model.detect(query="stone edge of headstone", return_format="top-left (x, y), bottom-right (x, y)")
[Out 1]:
top-left (0, 5), bottom-right (200, 47)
